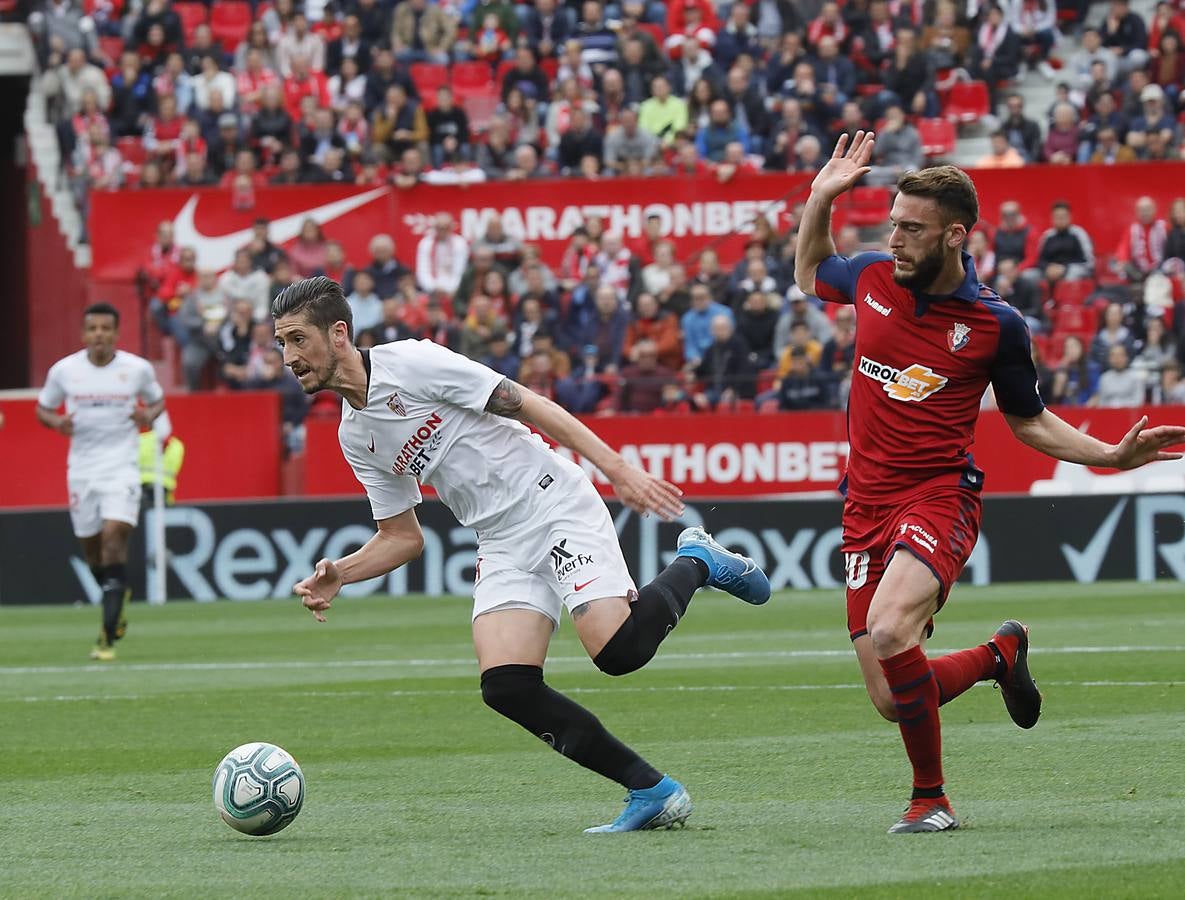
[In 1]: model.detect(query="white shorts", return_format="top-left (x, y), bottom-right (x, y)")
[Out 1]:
top-left (68, 476), bottom-right (141, 538)
top-left (472, 478), bottom-right (637, 628)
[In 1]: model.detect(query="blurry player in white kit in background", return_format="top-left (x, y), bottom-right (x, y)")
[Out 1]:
top-left (273, 276), bottom-right (772, 833)
top-left (37, 303), bottom-right (165, 661)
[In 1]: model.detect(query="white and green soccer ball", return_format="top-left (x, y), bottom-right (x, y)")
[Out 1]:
top-left (212, 742), bottom-right (305, 836)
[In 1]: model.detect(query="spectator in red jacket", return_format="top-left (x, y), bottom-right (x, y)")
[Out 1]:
top-left (283, 54), bottom-right (330, 120)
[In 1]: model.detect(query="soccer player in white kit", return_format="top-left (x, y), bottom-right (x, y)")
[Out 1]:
top-left (37, 303), bottom-right (165, 660)
top-left (274, 277), bottom-right (772, 833)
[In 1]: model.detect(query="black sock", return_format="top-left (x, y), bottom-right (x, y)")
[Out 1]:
top-left (481, 664), bottom-right (662, 790)
top-left (89, 564), bottom-right (104, 586)
top-left (911, 786), bottom-right (946, 801)
top-left (100, 563), bottom-right (127, 643)
top-left (592, 557), bottom-right (707, 676)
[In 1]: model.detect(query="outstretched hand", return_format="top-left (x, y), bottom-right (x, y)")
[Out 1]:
top-left (810, 130), bottom-right (876, 201)
top-left (1110, 416), bottom-right (1185, 470)
top-left (610, 464), bottom-right (685, 522)
top-left (294, 558), bottom-right (343, 622)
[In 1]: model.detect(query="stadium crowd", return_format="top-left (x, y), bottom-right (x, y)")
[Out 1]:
top-left (23, 0), bottom-right (1185, 440)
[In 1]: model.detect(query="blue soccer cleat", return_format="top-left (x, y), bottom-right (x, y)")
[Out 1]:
top-left (584, 775), bottom-right (693, 833)
top-left (676, 526), bottom-right (771, 605)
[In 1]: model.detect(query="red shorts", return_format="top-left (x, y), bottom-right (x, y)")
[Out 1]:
top-left (841, 487), bottom-right (982, 641)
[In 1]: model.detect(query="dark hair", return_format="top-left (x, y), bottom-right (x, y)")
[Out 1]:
top-left (1052, 200), bottom-right (1072, 212)
top-left (271, 275), bottom-right (354, 341)
top-left (896, 165), bottom-right (979, 230)
top-left (83, 302), bottom-right (120, 326)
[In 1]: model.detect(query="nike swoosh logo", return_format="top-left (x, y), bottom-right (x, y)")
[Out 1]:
top-left (175, 186), bottom-right (390, 272)
top-left (573, 578), bottom-right (600, 592)
top-left (367, 435), bottom-right (375, 453)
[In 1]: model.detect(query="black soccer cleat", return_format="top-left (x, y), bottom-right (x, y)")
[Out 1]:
top-left (113, 589), bottom-right (129, 641)
top-left (887, 799), bottom-right (960, 834)
top-left (990, 620), bottom-right (1042, 729)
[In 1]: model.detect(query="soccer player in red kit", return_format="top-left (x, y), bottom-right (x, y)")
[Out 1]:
top-left (795, 133), bottom-right (1185, 833)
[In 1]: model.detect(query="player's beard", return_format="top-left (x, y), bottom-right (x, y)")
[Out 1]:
top-left (299, 345), bottom-right (341, 395)
top-left (892, 240), bottom-right (947, 292)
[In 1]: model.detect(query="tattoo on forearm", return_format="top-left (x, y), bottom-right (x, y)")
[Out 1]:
top-left (485, 378), bottom-right (524, 418)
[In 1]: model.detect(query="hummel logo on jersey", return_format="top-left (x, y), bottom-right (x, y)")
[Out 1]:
top-left (858, 356), bottom-right (948, 402)
top-left (863, 293), bottom-right (891, 316)
top-left (948, 322), bottom-right (971, 353)
top-left (386, 392), bottom-right (406, 416)
top-left (550, 539), bottom-right (593, 579)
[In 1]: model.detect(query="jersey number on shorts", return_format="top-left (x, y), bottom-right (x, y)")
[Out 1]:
top-left (845, 551), bottom-right (870, 590)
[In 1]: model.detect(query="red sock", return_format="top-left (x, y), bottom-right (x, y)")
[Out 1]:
top-left (879, 645), bottom-right (943, 792)
top-left (931, 645), bottom-right (996, 706)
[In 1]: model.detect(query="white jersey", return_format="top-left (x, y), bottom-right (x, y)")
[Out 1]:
top-left (339, 340), bottom-right (583, 534)
top-left (37, 349), bottom-right (164, 481)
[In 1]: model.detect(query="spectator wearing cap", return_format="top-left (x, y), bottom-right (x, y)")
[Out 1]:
top-left (390, 0), bottom-right (455, 66)
top-left (775, 287), bottom-right (832, 351)
top-left (695, 99), bottom-right (749, 163)
top-left (417, 213), bottom-right (470, 297)
top-left (638, 75), bottom-right (689, 145)
top-left (1128, 84), bottom-right (1180, 150)
top-left (522, 0), bottom-right (572, 59)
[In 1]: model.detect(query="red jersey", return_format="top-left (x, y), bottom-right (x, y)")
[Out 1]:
top-left (814, 251), bottom-right (1044, 503)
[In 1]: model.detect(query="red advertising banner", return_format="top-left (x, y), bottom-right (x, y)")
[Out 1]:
top-left (0, 392), bottom-right (281, 507)
top-left (302, 406), bottom-right (1185, 501)
top-left (88, 163), bottom-right (1185, 281)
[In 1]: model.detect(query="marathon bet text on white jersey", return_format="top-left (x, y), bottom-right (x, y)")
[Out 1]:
top-left (338, 340), bottom-right (589, 534)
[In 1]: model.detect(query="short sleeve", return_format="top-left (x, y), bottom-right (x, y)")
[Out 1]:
top-left (990, 305), bottom-right (1046, 418)
top-left (37, 362), bottom-right (65, 410)
top-left (403, 340), bottom-right (504, 412)
top-left (813, 252), bottom-right (891, 304)
top-left (342, 441), bottom-right (422, 521)
top-left (138, 360), bottom-right (165, 404)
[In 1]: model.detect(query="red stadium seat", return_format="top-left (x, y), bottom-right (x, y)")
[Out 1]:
top-left (455, 86), bottom-right (501, 131)
top-left (451, 60), bottom-right (494, 89)
top-left (98, 34), bottom-right (124, 65)
top-left (116, 136), bottom-right (147, 165)
top-left (173, 2), bottom-right (208, 43)
top-left (495, 59), bottom-right (516, 85)
top-left (843, 186), bottom-right (892, 227)
top-left (209, 2), bottom-right (252, 49)
top-left (944, 80), bottom-right (990, 123)
top-left (916, 117), bottom-right (956, 157)
top-left (1052, 279), bottom-right (1097, 307)
top-left (1052, 301), bottom-right (1098, 334)
top-left (410, 62), bottom-right (449, 105)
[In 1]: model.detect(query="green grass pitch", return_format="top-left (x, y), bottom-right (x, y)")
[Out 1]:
top-left (2, 582), bottom-right (1183, 899)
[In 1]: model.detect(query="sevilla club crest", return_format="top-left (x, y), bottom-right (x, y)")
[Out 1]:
top-left (948, 323), bottom-right (971, 353)
top-left (386, 392), bottom-right (406, 416)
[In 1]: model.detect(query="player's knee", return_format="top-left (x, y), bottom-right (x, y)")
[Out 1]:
top-left (479, 664), bottom-right (543, 718)
top-left (870, 689), bottom-right (898, 722)
top-left (592, 617), bottom-right (651, 677)
top-left (867, 619), bottom-right (913, 658)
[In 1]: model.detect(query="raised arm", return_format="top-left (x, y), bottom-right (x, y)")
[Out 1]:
top-left (485, 377), bottom-right (684, 520)
top-left (1005, 411), bottom-right (1185, 468)
top-left (794, 130), bottom-right (876, 297)
top-left (295, 509), bottom-right (424, 622)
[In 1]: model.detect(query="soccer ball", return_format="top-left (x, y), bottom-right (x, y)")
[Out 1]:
top-left (212, 742), bottom-right (305, 836)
